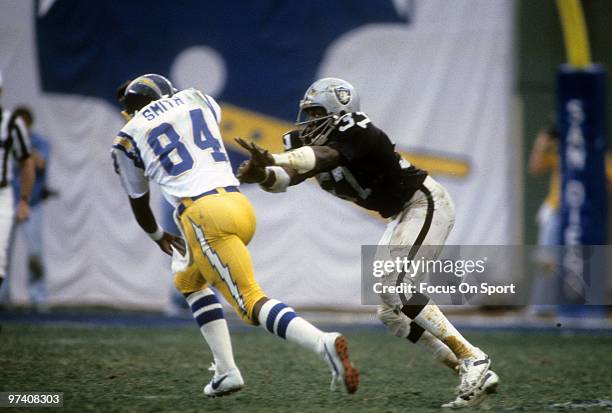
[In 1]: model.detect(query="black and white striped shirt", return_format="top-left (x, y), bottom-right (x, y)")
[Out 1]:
top-left (0, 106), bottom-right (31, 187)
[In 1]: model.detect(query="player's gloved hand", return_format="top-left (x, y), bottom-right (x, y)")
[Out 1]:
top-left (156, 232), bottom-right (186, 256)
top-left (237, 160), bottom-right (267, 184)
top-left (235, 137), bottom-right (275, 167)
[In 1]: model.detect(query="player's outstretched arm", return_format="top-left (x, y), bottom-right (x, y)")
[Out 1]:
top-left (235, 138), bottom-right (342, 192)
top-left (128, 192), bottom-right (186, 256)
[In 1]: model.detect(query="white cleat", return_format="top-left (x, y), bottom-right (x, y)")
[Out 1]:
top-left (203, 367), bottom-right (244, 397)
top-left (442, 370), bottom-right (499, 409)
top-left (483, 370), bottom-right (499, 394)
top-left (455, 348), bottom-right (491, 396)
top-left (322, 333), bottom-right (360, 394)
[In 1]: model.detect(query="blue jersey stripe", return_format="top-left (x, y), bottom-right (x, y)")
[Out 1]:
top-left (117, 131), bottom-right (145, 167)
top-left (112, 143), bottom-right (145, 169)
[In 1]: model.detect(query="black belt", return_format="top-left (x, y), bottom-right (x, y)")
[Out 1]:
top-left (176, 186), bottom-right (240, 217)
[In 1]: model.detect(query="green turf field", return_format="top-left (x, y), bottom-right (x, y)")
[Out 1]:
top-left (1, 324), bottom-right (611, 412)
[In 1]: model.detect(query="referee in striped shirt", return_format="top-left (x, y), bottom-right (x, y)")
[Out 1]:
top-left (0, 71), bottom-right (35, 289)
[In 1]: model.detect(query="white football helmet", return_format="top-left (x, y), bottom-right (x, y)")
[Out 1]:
top-left (296, 77), bottom-right (360, 145)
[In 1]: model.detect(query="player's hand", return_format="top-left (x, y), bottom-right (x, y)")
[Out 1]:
top-left (237, 160), bottom-right (268, 184)
top-left (155, 232), bottom-right (186, 256)
top-left (235, 137), bottom-right (275, 167)
top-left (16, 200), bottom-right (30, 222)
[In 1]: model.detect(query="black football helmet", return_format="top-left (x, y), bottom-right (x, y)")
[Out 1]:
top-left (123, 74), bottom-right (175, 115)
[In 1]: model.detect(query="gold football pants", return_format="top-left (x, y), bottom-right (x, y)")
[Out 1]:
top-left (173, 189), bottom-right (265, 325)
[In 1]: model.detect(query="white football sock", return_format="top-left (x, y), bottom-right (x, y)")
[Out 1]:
top-left (416, 330), bottom-right (459, 371)
top-left (377, 304), bottom-right (458, 371)
top-left (257, 299), bottom-right (324, 354)
top-left (412, 302), bottom-right (477, 360)
top-left (186, 288), bottom-right (237, 374)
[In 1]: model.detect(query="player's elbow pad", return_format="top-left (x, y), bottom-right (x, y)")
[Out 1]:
top-left (260, 166), bottom-right (290, 193)
top-left (272, 146), bottom-right (316, 174)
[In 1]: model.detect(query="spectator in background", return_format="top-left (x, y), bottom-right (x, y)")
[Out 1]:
top-left (0, 71), bottom-right (35, 298)
top-left (528, 123), bottom-right (562, 316)
top-left (11, 106), bottom-right (56, 309)
top-left (528, 120), bottom-right (612, 316)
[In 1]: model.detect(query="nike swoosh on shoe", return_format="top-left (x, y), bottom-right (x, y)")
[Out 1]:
top-left (211, 374), bottom-right (228, 390)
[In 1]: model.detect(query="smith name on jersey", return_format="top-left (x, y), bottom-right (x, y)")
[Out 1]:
top-left (111, 89), bottom-right (238, 206)
top-left (284, 112), bottom-right (427, 218)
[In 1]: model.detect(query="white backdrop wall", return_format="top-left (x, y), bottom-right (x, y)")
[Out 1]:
top-left (1, 0), bottom-right (518, 310)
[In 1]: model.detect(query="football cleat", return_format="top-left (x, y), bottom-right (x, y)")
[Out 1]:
top-left (455, 347), bottom-right (491, 396)
top-left (322, 333), bottom-right (360, 394)
top-left (442, 370), bottom-right (499, 409)
top-left (483, 370), bottom-right (499, 394)
top-left (203, 367), bottom-right (244, 397)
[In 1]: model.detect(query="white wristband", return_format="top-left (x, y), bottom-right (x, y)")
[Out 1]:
top-left (147, 227), bottom-right (164, 241)
top-left (259, 167), bottom-right (271, 183)
top-left (260, 166), bottom-right (290, 193)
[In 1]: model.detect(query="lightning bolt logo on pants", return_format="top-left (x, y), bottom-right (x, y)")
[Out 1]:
top-left (189, 218), bottom-right (246, 312)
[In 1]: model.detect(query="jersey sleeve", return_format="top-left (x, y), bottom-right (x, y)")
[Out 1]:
top-left (111, 133), bottom-right (149, 198)
top-left (10, 115), bottom-right (32, 161)
top-left (327, 113), bottom-right (381, 163)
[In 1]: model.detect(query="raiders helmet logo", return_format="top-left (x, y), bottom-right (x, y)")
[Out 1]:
top-left (334, 86), bottom-right (351, 105)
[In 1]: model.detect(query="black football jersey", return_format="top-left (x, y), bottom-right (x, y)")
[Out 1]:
top-left (283, 112), bottom-right (428, 218)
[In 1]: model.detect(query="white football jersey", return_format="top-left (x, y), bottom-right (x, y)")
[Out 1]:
top-left (111, 89), bottom-right (238, 207)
